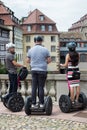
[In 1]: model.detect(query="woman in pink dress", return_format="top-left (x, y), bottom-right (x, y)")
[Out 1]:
top-left (60, 42), bottom-right (80, 104)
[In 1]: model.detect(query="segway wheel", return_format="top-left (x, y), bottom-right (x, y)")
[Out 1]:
top-left (2, 94), bottom-right (10, 108)
top-left (45, 96), bottom-right (53, 115)
top-left (59, 95), bottom-right (72, 113)
top-left (78, 92), bottom-right (87, 109)
top-left (3, 99), bottom-right (8, 108)
top-left (8, 94), bottom-right (24, 112)
top-left (25, 96), bottom-right (32, 115)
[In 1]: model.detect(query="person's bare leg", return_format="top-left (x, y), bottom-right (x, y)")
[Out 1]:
top-left (75, 86), bottom-right (80, 101)
top-left (70, 87), bottom-right (74, 102)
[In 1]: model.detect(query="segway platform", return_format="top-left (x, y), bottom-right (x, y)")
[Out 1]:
top-left (30, 104), bottom-right (45, 112)
top-left (2, 92), bottom-right (24, 112)
top-left (59, 92), bottom-right (87, 113)
top-left (25, 96), bottom-right (53, 115)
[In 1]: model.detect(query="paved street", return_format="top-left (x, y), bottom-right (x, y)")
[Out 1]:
top-left (0, 102), bottom-right (87, 130)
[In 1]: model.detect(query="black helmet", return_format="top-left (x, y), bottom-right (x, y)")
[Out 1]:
top-left (68, 42), bottom-right (76, 51)
top-left (18, 67), bottom-right (28, 80)
top-left (36, 36), bottom-right (43, 42)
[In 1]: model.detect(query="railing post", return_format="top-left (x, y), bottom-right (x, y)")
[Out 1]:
top-left (55, 80), bottom-right (60, 103)
top-left (44, 82), bottom-right (48, 96)
top-left (49, 81), bottom-right (56, 100)
top-left (6, 80), bottom-right (10, 93)
top-left (27, 80), bottom-right (32, 96)
top-left (20, 81), bottom-right (26, 100)
top-left (1, 80), bottom-right (6, 95)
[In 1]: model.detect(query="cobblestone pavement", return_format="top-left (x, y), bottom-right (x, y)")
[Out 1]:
top-left (0, 113), bottom-right (87, 130)
top-left (0, 102), bottom-right (87, 130)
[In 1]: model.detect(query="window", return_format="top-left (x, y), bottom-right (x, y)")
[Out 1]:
top-left (39, 15), bottom-right (44, 21)
top-left (0, 58), bottom-right (5, 65)
top-left (77, 43), bottom-right (81, 47)
top-left (51, 46), bottom-right (56, 52)
top-left (26, 46), bottom-right (31, 52)
top-left (26, 36), bottom-right (31, 42)
top-left (80, 54), bottom-right (87, 62)
top-left (27, 25), bottom-right (31, 32)
top-left (48, 25), bottom-right (52, 31)
top-left (51, 56), bottom-right (56, 62)
top-left (41, 25), bottom-right (45, 31)
top-left (51, 36), bottom-right (56, 42)
top-left (0, 19), bottom-right (4, 25)
top-left (0, 45), bottom-right (5, 51)
top-left (2, 30), bottom-right (9, 38)
top-left (60, 43), bottom-right (66, 47)
top-left (84, 43), bottom-right (87, 47)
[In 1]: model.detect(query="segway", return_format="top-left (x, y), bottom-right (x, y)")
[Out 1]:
top-left (1, 67), bottom-right (28, 112)
top-left (25, 96), bottom-right (53, 115)
top-left (1, 92), bottom-right (24, 112)
top-left (59, 92), bottom-right (87, 113)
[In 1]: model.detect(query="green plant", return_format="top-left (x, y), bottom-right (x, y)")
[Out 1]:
top-left (0, 64), bottom-right (8, 74)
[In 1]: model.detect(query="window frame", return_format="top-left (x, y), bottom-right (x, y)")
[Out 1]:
top-left (51, 56), bottom-right (56, 62)
top-left (27, 25), bottom-right (32, 32)
top-left (48, 25), bottom-right (52, 31)
top-left (51, 46), bottom-right (56, 52)
top-left (39, 15), bottom-right (44, 21)
top-left (41, 25), bottom-right (45, 31)
top-left (51, 36), bottom-right (56, 42)
top-left (26, 36), bottom-right (31, 42)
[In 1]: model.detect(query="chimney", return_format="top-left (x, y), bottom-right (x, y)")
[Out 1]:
top-left (0, 1), bottom-right (4, 5)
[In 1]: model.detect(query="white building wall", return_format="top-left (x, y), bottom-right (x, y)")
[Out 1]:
top-left (14, 27), bottom-right (23, 64)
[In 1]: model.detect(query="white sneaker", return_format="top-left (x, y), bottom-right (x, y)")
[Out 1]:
top-left (31, 104), bottom-right (35, 108)
top-left (40, 104), bottom-right (44, 108)
top-left (31, 104), bottom-right (38, 108)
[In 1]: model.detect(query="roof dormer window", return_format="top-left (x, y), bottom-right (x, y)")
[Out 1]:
top-left (0, 19), bottom-right (4, 25)
top-left (39, 15), bottom-right (44, 21)
top-left (48, 25), bottom-right (52, 31)
top-left (41, 25), bottom-right (45, 31)
top-left (27, 25), bottom-right (31, 32)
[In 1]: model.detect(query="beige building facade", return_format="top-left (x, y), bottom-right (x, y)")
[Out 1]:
top-left (22, 9), bottom-right (60, 72)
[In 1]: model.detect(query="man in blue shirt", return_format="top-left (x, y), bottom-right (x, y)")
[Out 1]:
top-left (27, 36), bottom-right (51, 108)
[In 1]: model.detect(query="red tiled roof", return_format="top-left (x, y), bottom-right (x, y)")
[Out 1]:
top-left (21, 9), bottom-right (58, 34)
top-left (0, 2), bottom-right (21, 28)
top-left (0, 4), bottom-right (9, 14)
top-left (68, 14), bottom-right (87, 31)
top-left (22, 9), bottom-right (56, 25)
top-left (0, 15), bottom-right (14, 25)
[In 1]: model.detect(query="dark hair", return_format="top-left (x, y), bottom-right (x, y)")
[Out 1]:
top-left (69, 51), bottom-right (79, 66)
top-left (36, 36), bottom-right (43, 42)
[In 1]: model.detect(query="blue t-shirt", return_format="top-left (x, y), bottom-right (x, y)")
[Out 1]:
top-left (27, 45), bottom-right (50, 71)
